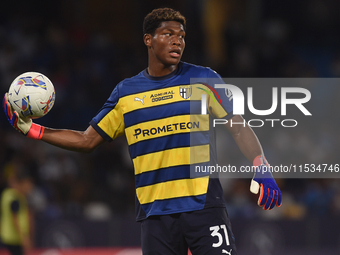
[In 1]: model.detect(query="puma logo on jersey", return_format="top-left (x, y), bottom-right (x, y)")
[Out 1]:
top-left (134, 95), bottom-right (146, 105)
top-left (222, 249), bottom-right (232, 255)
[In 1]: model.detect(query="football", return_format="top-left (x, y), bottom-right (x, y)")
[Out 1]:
top-left (7, 72), bottom-right (55, 119)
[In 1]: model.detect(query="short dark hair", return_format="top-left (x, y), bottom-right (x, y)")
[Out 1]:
top-left (143, 8), bottom-right (186, 35)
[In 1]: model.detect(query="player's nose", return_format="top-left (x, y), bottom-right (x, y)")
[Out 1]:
top-left (171, 36), bottom-right (181, 46)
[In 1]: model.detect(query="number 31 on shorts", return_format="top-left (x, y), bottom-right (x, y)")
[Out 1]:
top-left (209, 224), bottom-right (230, 247)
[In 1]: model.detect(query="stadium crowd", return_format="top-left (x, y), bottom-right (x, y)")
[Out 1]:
top-left (1, 0), bottom-right (340, 224)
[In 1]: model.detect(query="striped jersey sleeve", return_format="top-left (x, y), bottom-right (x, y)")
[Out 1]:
top-left (90, 83), bottom-right (125, 141)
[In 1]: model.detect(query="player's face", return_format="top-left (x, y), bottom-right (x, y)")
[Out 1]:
top-left (147, 21), bottom-right (185, 67)
top-left (21, 179), bottom-right (33, 195)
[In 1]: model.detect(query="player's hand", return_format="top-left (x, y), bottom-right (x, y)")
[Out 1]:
top-left (3, 93), bottom-right (44, 139)
top-left (3, 93), bottom-right (32, 134)
top-left (250, 156), bottom-right (282, 210)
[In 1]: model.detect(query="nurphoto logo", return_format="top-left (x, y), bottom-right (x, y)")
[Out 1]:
top-left (199, 81), bottom-right (312, 128)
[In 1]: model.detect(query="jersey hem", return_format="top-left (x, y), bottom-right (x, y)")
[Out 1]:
top-left (136, 203), bottom-right (226, 222)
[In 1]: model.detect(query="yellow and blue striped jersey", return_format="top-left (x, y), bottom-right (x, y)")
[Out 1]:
top-left (90, 62), bottom-right (233, 220)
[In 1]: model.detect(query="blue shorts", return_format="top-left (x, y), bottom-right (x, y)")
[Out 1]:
top-left (141, 207), bottom-right (237, 255)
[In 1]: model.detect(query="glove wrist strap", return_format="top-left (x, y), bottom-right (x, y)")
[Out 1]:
top-left (27, 123), bottom-right (45, 140)
top-left (253, 155), bottom-right (269, 167)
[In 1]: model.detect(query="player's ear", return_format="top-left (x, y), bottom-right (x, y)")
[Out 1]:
top-left (144, 33), bottom-right (152, 47)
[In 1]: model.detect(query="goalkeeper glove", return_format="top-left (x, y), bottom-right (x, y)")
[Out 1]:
top-left (250, 155), bottom-right (282, 210)
top-left (3, 93), bottom-right (44, 140)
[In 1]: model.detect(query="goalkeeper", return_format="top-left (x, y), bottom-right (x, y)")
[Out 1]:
top-left (3, 7), bottom-right (281, 255)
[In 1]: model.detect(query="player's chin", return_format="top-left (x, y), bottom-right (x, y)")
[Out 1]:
top-left (165, 57), bottom-right (181, 66)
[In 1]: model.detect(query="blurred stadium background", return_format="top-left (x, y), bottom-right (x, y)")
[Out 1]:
top-left (0, 0), bottom-right (340, 254)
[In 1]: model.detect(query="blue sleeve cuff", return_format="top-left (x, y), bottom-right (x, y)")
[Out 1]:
top-left (89, 120), bottom-right (113, 142)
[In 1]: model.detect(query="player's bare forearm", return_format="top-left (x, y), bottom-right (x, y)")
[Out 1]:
top-left (12, 213), bottom-right (29, 248)
top-left (41, 125), bottom-right (106, 153)
top-left (226, 115), bottom-right (263, 162)
top-left (29, 210), bottom-right (35, 247)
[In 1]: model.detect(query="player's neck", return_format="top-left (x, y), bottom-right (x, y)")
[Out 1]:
top-left (147, 62), bottom-right (178, 77)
